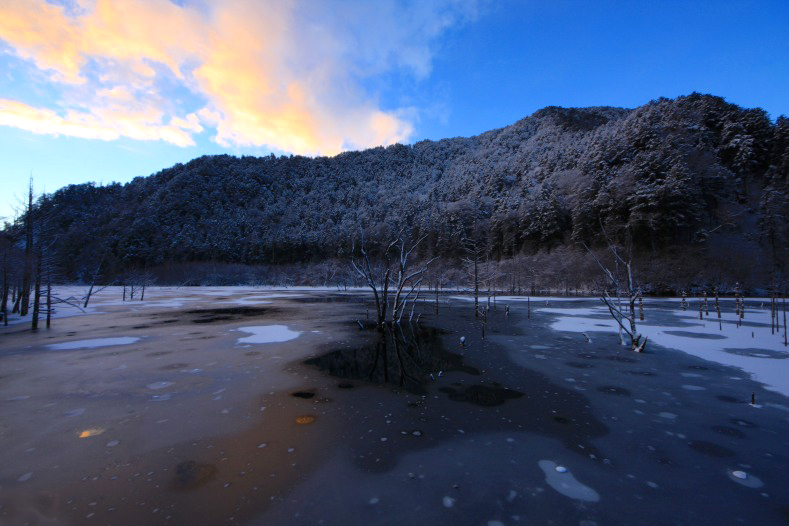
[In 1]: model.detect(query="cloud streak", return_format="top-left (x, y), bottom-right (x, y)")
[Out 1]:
top-left (0, 0), bottom-right (476, 155)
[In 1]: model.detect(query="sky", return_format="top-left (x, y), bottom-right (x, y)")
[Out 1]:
top-left (1, 0), bottom-right (788, 221)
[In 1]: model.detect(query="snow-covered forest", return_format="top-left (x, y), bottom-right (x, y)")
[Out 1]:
top-left (2, 93), bottom-right (788, 291)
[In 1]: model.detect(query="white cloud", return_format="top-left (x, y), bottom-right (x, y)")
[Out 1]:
top-left (0, 0), bottom-right (477, 155)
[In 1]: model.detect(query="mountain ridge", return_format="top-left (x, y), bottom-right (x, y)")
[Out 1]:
top-left (13, 93), bottom-right (789, 290)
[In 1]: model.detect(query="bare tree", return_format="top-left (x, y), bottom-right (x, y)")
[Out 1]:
top-left (20, 179), bottom-right (35, 317)
top-left (1, 228), bottom-right (13, 326)
top-left (461, 235), bottom-right (487, 317)
top-left (31, 245), bottom-right (43, 330)
top-left (583, 231), bottom-right (647, 352)
top-left (83, 253), bottom-right (109, 308)
top-left (29, 201), bottom-right (58, 330)
top-left (351, 229), bottom-right (437, 328)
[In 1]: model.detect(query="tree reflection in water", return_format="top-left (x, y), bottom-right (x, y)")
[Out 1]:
top-left (305, 324), bottom-right (479, 395)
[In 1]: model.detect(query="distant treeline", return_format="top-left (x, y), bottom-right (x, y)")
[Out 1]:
top-left (3, 93), bottom-right (788, 293)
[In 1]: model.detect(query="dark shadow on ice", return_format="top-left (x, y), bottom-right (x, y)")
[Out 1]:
top-left (291, 390), bottom-right (315, 399)
top-left (172, 460), bottom-right (218, 490)
top-left (597, 385), bottom-right (632, 396)
top-left (722, 348), bottom-right (789, 359)
top-left (304, 307), bottom-right (612, 475)
top-left (664, 330), bottom-right (727, 339)
top-left (438, 384), bottom-right (523, 406)
top-left (185, 306), bottom-right (272, 324)
top-left (711, 425), bottom-right (746, 438)
top-left (305, 324), bottom-right (479, 395)
top-left (688, 440), bottom-right (736, 458)
top-left (290, 295), bottom-right (366, 304)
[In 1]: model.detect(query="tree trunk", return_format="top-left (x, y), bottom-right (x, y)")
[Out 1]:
top-left (20, 182), bottom-right (34, 317)
top-left (31, 252), bottom-right (41, 330)
top-left (12, 283), bottom-right (21, 314)
top-left (83, 258), bottom-right (104, 308)
top-left (1, 252), bottom-right (8, 326)
top-left (473, 256), bottom-right (479, 317)
top-left (84, 283), bottom-right (95, 309)
top-left (46, 261), bottom-right (52, 329)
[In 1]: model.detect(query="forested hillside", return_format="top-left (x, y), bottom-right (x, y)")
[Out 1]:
top-left (5, 93), bottom-right (789, 291)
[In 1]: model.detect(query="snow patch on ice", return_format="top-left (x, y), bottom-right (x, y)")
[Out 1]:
top-left (235, 325), bottom-right (301, 344)
top-left (543, 305), bottom-right (789, 397)
top-left (146, 381), bottom-right (174, 390)
top-left (538, 460), bottom-right (600, 502)
top-left (728, 469), bottom-right (764, 488)
top-left (47, 337), bottom-right (140, 350)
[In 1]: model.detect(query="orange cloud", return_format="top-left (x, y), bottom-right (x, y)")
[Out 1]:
top-left (0, 0), bottom-right (475, 154)
top-left (0, 98), bottom-right (197, 146)
top-left (0, 99), bottom-right (118, 140)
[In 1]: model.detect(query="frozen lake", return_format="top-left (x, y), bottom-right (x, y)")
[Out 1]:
top-left (1, 287), bottom-right (788, 525)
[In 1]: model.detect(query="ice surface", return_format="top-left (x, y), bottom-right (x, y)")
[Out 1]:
top-left (234, 325), bottom-right (302, 344)
top-left (3, 288), bottom-right (787, 525)
top-left (46, 337), bottom-right (140, 350)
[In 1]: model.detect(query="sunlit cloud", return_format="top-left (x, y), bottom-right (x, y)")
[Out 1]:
top-left (0, 0), bottom-right (477, 155)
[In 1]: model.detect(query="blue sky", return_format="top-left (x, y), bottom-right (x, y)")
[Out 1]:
top-left (1, 0), bottom-right (787, 220)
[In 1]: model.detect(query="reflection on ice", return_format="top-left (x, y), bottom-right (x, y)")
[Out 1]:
top-left (234, 325), bottom-right (301, 344)
top-left (47, 337), bottom-right (140, 350)
top-left (79, 428), bottom-right (105, 438)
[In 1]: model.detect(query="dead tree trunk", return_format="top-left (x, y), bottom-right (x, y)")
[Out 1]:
top-left (31, 250), bottom-right (41, 330)
top-left (46, 258), bottom-right (52, 329)
top-left (1, 246), bottom-right (8, 326)
top-left (83, 256), bottom-right (106, 308)
top-left (20, 180), bottom-right (34, 317)
top-left (462, 236), bottom-right (487, 318)
top-left (351, 230), bottom-right (436, 328)
top-left (351, 233), bottom-right (396, 328)
top-left (583, 237), bottom-right (646, 353)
